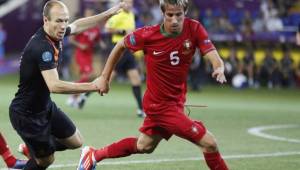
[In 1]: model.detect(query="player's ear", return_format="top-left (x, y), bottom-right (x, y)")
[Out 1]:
top-left (43, 16), bottom-right (48, 24)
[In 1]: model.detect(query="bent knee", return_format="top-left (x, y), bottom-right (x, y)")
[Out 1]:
top-left (137, 144), bottom-right (156, 154)
top-left (198, 133), bottom-right (218, 152)
top-left (203, 140), bottom-right (218, 152)
top-left (68, 140), bottom-right (83, 149)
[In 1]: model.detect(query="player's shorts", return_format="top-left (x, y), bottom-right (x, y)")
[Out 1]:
top-left (139, 105), bottom-right (207, 144)
top-left (9, 101), bottom-right (76, 158)
top-left (75, 53), bottom-right (93, 74)
top-left (115, 49), bottom-right (137, 74)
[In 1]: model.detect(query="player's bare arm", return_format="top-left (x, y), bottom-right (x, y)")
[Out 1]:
top-left (296, 31), bottom-right (300, 46)
top-left (69, 2), bottom-right (126, 34)
top-left (205, 50), bottom-right (227, 84)
top-left (41, 68), bottom-right (99, 94)
top-left (98, 39), bottom-right (127, 95)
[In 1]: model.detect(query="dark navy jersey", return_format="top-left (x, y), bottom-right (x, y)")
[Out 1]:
top-left (10, 27), bottom-right (71, 113)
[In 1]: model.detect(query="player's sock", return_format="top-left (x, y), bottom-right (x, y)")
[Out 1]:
top-left (23, 159), bottom-right (47, 170)
top-left (94, 137), bottom-right (139, 162)
top-left (132, 85), bottom-right (143, 110)
top-left (203, 151), bottom-right (229, 170)
top-left (0, 133), bottom-right (17, 167)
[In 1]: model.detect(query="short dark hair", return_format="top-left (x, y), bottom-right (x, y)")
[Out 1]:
top-left (159, 0), bottom-right (189, 13)
top-left (43, 0), bottom-right (64, 20)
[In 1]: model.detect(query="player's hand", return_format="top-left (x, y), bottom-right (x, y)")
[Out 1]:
top-left (107, 2), bottom-right (126, 16)
top-left (94, 76), bottom-right (110, 96)
top-left (212, 67), bottom-right (227, 84)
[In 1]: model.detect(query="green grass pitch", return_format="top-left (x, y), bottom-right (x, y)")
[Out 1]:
top-left (0, 74), bottom-right (299, 170)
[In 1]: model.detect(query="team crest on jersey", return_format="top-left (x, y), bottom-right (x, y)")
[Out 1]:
top-left (129, 34), bottom-right (136, 46)
top-left (42, 51), bottom-right (53, 62)
top-left (182, 39), bottom-right (192, 55)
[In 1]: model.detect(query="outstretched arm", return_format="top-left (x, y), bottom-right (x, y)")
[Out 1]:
top-left (69, 2), bottom-right (126, 34)
top-left (41, 68), bottom-right (99, 94)
top-left (297, 31), bottom-right (300, 46)
top-left (97, 39), bottom-right (127, 95)
top-left (205, 50), bottom-right (227, 84)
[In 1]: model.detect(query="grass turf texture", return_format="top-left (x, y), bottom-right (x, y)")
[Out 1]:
top-left (0, 74), bottom-right (299, 170)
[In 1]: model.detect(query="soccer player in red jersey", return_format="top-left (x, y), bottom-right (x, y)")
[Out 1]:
top-left (67, 8), bottom-right (102, 108)
top-left (77, 0), bottom-right (229, 170)
top-left (0, 132), bottom-right (27, 169)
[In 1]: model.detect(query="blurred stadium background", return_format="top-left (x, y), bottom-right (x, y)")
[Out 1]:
top-left (0, 0), bottom-right (300, 170)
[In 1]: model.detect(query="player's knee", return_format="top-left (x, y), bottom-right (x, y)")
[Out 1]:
top-left (204, 140), bottom-right (218, 152)
top-left (68, 139), bottom-right (83, 149)
top-left (36, 155), bottom-right (55, 167)
top-left (137, 143), bottom-right (156, 154)
top-left (198, 133), bottom-right (218, 152)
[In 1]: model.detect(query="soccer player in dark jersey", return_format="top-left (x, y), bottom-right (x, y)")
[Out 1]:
top-left (0, 132), bottom-right (26, 169)
top-left (77, 0), bottom-right (229, 170)
top-left (9, 1), bottom-right (126, 170)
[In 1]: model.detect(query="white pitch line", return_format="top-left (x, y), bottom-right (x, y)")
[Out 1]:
top-left (2, 151), bottom-right (300, 169)
top-left (248, 124), bottom-right (300, 143)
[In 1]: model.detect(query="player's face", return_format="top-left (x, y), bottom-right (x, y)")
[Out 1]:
top-left (163, 4), bottom-right (185, 34)
top-left (44, 5), bottom-right (69, 41)
top-left (122, 0), bottom-right (133, 12)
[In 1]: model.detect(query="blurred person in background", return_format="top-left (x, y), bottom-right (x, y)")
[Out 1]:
top-left (77, 0), bottom-right (229, 170)
top-left (258, 49), bottom-right (281, 88)
top-left (67, 8), bottom-right (105, 109)
top-left (242, 48), bottom-right (256, 87)
top-left (280, 49), bottom-right (294, 88)
top-left (0, 22), bottom-right (6, 65)
top-left (105, 0), bottom-right (145, 117)
top-left (224, 48), bottom-right (242, 84)
top-left (9, 1), bottom-right (126, 169)
top-left (58, 36), bottom-right (73, 81)
top-left (0, 132), bottom-right (27, 169)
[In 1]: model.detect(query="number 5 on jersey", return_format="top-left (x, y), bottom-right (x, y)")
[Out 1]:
top-left (170, 51), bottom-right (180, 66)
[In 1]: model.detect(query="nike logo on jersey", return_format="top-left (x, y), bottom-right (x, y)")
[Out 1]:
top-left (153, 51), bottom-right (164, 55)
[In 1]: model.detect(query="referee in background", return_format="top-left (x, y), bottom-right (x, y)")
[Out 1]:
top-left (105, 0), bottom-right (145, 117)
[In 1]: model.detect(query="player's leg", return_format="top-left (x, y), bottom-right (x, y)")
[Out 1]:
top-left (167, 108), bottom-right (229, 170)
top-left (0, 132), bottom-right (27, 169)
top-left (126, 68), bottom-right (144, 117)
top-left (51, 103), bottom-right (83, 150)
top-left (77, 133), bottom-right (162, 170)
top-left (67, 54), bottom-right (93, 108)
top-left (196, 131), bottom-right (229, 170)
top-left (77, 115), bottom-right (166, 170)
top-left (9, 107), bottom-right (55, 169)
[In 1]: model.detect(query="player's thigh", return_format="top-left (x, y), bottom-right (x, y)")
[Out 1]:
top-left (168, 112), bottom-right (206, 144)
top-left (50, 103), bottom-right (80, 147)
top-left (56, 129), bottom-right (82, 149)
top-left (137, 133), bottom-right (162, 153)
top-left (9, 108), bottom-right (55, 158)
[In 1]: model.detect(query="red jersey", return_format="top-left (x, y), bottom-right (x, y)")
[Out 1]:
top-left (124, 18), bottom-right (215, 113)
top-left (74, 27), bottom-right (100, 58)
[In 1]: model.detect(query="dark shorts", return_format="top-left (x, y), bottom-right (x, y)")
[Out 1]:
top-left (9, 102), bottom-right (76, 158)
top-left (139, 105), bottom-right (207, 143)
top-left (115, 49), bottom-right (137, 74)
